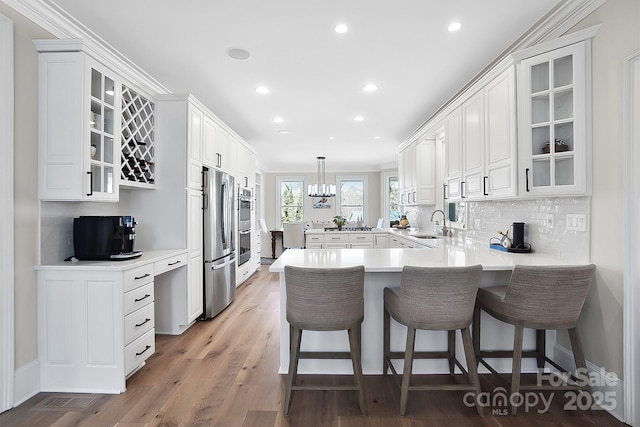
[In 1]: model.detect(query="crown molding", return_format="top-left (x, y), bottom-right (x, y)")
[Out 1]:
top-left (403, 0), bottom-right (608, 144)
top-left (2, 0), bottom-right (169, 95)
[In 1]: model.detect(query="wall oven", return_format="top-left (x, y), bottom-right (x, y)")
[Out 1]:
top-left (238, 187), bottom-right (252, 266)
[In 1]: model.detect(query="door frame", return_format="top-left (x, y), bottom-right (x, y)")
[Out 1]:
top-left (0, 12), bottom-right (15, 413)
top-left (623, 51), bottom-right (640, 426)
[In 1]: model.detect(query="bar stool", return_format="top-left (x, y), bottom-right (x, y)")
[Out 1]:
top-left (473, 264), bottom-right (596, 415)
top-left (383, 265), bottom-right (484, 416)
top-left (283, 265), bottom-right (367, 416)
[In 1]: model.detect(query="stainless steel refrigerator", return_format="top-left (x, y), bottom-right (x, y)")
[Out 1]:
top-left (202, 167), bottom-right (236, 319)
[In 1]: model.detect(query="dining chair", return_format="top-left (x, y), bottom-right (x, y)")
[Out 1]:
top-left (283, 221), bottom-right (305, 249)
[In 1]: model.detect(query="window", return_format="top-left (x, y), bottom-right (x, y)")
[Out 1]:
top-left (277, 177), bottom-right (304, 224)
top-left (389, 176), bottom-right (401, 224)
top-left (337, 176), bottom-right (368, 223)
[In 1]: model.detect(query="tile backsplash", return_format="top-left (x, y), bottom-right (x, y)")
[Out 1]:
top-left (405, 196), bottom-right (590, 261)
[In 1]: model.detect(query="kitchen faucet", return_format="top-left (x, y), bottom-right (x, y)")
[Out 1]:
top-left (430, 209), bottom-right (451, 237)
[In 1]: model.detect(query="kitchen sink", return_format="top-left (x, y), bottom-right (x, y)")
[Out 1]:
top-left (410, 234), bottom-right (441, 239)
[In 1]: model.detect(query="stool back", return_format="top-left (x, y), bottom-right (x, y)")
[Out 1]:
top-left (285, 265), bottom-right (365, 331)
top-left (505, 264), bottom-right (596, 328)
top-left (399, 265), bottom-right (482, 329)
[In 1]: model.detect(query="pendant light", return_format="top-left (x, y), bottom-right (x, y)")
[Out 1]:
top-left (308, 156), bottom-right (336, 197)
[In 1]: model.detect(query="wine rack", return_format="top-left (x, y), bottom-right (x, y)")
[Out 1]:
top-left (121, 85), bottom-right (155, 187)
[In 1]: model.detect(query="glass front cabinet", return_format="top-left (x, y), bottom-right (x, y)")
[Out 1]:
top-left (517, 40), bottom-right (590, 196)
top-left (36, 41), bottom-right (120, 201)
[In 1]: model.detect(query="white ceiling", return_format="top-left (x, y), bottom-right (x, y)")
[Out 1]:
top-left (50, 0), bottom-right (561, 172)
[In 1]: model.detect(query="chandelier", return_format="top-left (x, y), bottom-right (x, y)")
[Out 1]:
top-left (308, 156), bottom-right (336, 197)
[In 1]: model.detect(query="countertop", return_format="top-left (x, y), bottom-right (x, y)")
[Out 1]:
top-left (269, 235), bottom-right (583, 273)
top-left (35, 248), bottom-right (188, 271)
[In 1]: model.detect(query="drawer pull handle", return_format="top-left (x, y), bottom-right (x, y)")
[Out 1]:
top-left (168, 260), bottom-right (182, 266)
top-left (135, 318), bottom-right (151, 327)
top-left (134, 294), bottom-right (151, 302)
top-left (357, 237), bottom-right (365, 239)
top-left (135, 273), bottom-right (151, 280)
top-left (136, 345), bottom-right (151, 356)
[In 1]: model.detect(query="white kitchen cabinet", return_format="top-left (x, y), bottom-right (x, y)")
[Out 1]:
top-left (36, 44), bottom-right (120, 202)
top-left (186, 188), bottom-right (204, 322)
top-left (517, 41), bottom-right (590, 196)
top-left (444, 105), bottom-right (463, 200)
top-left (398, 139), bottom-right (436, 206)
top-left (36, 250), bottom-right (187, 393)
top-left (484, 67), bottom-right (518, 198)
top-left (187, 103), bottom-right (204, 189)
top-left (237, 142), bottom-right (257, 189)
top-left (349, 233), bottom-right (374, 248)
top-left (445, 68), bottom-right (518, 201)
top-left (374, 233), bottom-right (389, 248)
top-left (202, 114), bottom-right (218, 169)
top-left (120, 85), bottom-right (156, 188)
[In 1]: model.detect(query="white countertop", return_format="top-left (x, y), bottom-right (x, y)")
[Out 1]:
top-left (35, 248), bottom-right (188, 271)
top-left (269, 240), bottom-right (581, 273)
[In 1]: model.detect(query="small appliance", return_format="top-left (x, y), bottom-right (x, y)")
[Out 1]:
top-left (73, 216), bottom-right (142, 260)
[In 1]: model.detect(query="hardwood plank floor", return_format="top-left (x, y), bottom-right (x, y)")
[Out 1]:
top-left (0, 268), bottom-right (627, 426)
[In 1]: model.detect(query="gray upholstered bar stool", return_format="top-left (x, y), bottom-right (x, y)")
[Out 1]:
top-left (283, 265), bottom-right (367, 416)
top-left (472, 264), bottom-right (596, 415)
top-left (383, 265), bottom-right (484, 416)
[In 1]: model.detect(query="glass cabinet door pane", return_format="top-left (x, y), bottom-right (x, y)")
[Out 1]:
top-left (91, 164), bottom-right (102, 193)
top-left (104, 106), bottom-right (114, 135)
top-left (91, 69), bottom-right (101, 99)
top-left (104, 136), bottom-right (113, 164)
top-left (532, 158), bottom-right (551, 187)
top-left (531, 94), bottom-right (550, 124)
top-left (554, 89), bottom-right (573, 121)
top-left (554, 55), bottom-right (573, 88)
top-left (90, 101), bottom-right (101, 131)
top-left (104, 167), bottom-right (114, 193)
top-left (555, 122), bottom-right (574, 151)
top-left (555, 157), bottom-right (575, 186)
top-left (531, 62), bottom-right (549, 93)
top-left (104, 77), bottom-right (115, 106)
top-left (532, 126), bottom-right (550, 155)
top-left (90, 132), bottom-right (100, 160)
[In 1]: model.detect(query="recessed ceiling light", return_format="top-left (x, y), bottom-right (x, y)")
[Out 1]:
top-left (448, 22), bottom-right (462, 32)
top-left (374, 136), bottom-right (381, 139)
top-left (329, 136), bottom-right (336, 140)
top-left (273, 117), bottom-right (284, 123)
top-left (335, 24), bottom-right (348, 34)
top-left (255, 86), bottom-right (270, 94)
top-left (362, 83), bottom-right (378, 92)
top-left (279, 130), bottom-right (290, 135)
top-left (354, 115), bottom-right (364, 122)
top-left (226, 48), bottom-right (251, 60)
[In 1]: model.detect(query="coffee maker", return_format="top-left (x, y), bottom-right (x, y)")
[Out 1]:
top-left (73, 216), bottom-right (141, 260)
top-left (509, 222), bottom-right (531, 253)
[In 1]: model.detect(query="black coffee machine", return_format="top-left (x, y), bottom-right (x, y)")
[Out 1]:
top-left (510, 222), bottom-right (532, 253)
top-left (73, 216), bottom-right (141, 260)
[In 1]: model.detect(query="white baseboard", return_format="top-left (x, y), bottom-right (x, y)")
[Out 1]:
top-left (554, 343), bottom-right (625, 422)
top-left (13, 360), bottom-right (39, 407)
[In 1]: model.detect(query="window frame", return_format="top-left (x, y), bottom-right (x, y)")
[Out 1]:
top-left (336, 175), bottom-right (368, 224)
top-left (275, 176), bottom-right (306, 226)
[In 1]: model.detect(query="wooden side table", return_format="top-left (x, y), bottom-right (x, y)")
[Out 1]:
top-left (270, 228), bottom-right (283, 259)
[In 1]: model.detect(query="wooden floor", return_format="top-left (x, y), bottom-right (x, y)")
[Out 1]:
top-left (0, 268), bottom-right (627, 427)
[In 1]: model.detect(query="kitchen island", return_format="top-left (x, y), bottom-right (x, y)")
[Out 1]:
top-left (269, 243), bottom-right (586, 375)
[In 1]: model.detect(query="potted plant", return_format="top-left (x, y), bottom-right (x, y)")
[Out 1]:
top-left (332, 215), bottom-right (346, 230)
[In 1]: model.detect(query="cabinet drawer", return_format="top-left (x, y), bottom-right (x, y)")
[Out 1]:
top-left (125, 329), bottom-right (155, 375)
top-left (124, 264), bottom-right (154, 292)
top-left (324, 234), bottom-right (349, 243)
top-left (348, 233), bottom-right (373, 243)
top-left (124, 282), bottom-right (154, 316)
top-left (124, 303), bottom-right (155, 345)
top-left (306, 235), bottom-right (323, 243)
top-left (154, 252), bottom-right (188, 276)
top-left (306, 242), bottom-right (323, 249)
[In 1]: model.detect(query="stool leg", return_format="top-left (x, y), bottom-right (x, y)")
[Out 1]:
top-left (400, 326), bottom-right (416, 415)
top-left (511, 322), bottom-right (524, 415)
top-left (348, 326), bottom-right (368, 415)
top-left (472, 306), bottom-right (481, 361)
top-left (461, 326), bottom-right (484, 417)
top-left (284, 326), bottom-right (302, 416)
top-left (536, 329), bottom-right (546, 369)
top-left (383, 305), bottom-right (390, 375)
top-left (448, 330), bottom-right (456, 375)
top-left (568, 328), bottom-right (593, 398)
